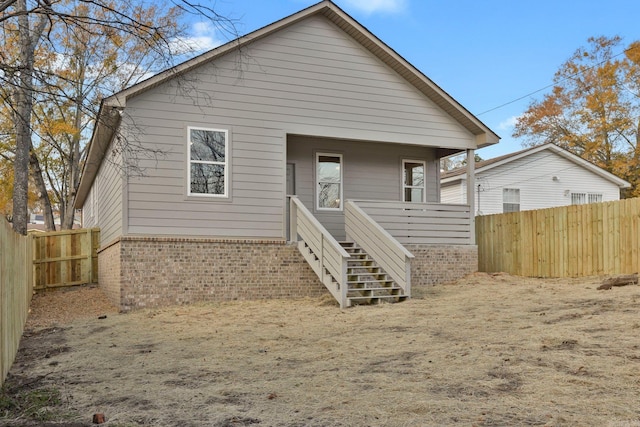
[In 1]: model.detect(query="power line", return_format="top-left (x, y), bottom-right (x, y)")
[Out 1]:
top-left (476, 43), bottom-right (640, 116)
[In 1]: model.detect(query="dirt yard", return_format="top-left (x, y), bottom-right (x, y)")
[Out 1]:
top-left (2, 274), bottom-right (640, 426)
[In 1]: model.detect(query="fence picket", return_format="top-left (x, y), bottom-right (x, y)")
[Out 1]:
top-left (477, 198), bottom-right (640, 277)
top-left (31, 228), bottom-right (100, 290)
top-left (1, 217), bottom-right (32, 386)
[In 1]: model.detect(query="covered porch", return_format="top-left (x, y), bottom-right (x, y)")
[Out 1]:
top-left (286, 134), bottom-right (478, 308)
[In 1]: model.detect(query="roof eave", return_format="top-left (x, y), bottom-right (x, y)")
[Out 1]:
top-left (74, 104), bottom-right (121, 208)
top-left (441, 143), bottom-right (632, 188)
top-left (548, 145), bottom-right (632, 188)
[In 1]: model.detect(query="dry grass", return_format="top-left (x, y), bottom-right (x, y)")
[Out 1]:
top-left (25, 284), bottom-right (118, 330)
top-left (3, 273), bottom-right (640, 426)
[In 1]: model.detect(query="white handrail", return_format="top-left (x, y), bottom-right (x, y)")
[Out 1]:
top-left (350, 200), bottom-right (472, 245)
top-left (289, 197), bottom-right (350, 308)
top-left (345, 201), bottom-right (414, 296)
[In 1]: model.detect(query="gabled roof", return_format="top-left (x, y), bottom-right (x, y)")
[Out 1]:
top-left (441, 143), bottom-right (631, 189)
top-left (76, 0), bottom-right (499, 208)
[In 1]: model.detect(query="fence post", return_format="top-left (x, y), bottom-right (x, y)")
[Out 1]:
top-left (84, 228), bottom-right (91, 285)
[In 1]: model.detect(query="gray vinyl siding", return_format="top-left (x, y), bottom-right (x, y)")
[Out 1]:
top-left (287, 135), bottom-right (438, 239)
top-left (122, 15), bottom-right (474, 238)
top-left (442, 149), bottom-right (622, 215)
top-left (82, 187), bottom-right (96, 228)
top-left (83, 143), bottom-right (123, 245)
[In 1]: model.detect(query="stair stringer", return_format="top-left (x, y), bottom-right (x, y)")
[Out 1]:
top-left (297, 241), bottom-right (349, 308)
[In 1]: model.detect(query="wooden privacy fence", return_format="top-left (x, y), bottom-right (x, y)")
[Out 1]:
top-left (32, 228), bottom-right (99, 290)
top-left (1, 216), bottom-right (33, 385)
top-left (476, 198), bottom-right (640, 278)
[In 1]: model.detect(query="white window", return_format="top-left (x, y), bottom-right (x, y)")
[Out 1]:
top-left (503, 188), bottom-right (520, 213)
top-left (572, 192), bottom-right (602, 205)
top-left (403, 160), bottom-right (426, 203)
top-left (188, 127), bottom-right (228, 197)
top-left (588, 193), bottom-right (603, 203)
top-left (316, 153), bottom-right (342, 210)
top-left (571, 193), bottom-right (586, 204)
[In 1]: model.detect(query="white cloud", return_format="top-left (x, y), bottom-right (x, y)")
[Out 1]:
top-left (170, 21), bottom-right (224, 56)
top-left (342, 0), bottom-right (407, 14)
top-left (498, 115), bottom-right (519, 131)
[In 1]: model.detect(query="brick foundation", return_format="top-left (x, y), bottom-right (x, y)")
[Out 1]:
top-left (97, 240), bottom-right (122, 308)
top-left (97, 237), bottom-right (326, 311)
top-left (408, 245), bottom-right (478, 285)
top-left (97, 237), bottom-right (477, 311)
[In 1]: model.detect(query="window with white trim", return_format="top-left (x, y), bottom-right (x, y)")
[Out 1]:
top-left (316, 153), bottom-right (342, 210)
top-left (571, 192), bottom-right (602, 204)
top-left (588, 193), bottom-right (603, 203)
top-left (503, 188), bottom-right (520, 213)
top-left (571, 193), bottom-right (586, 205)
top-left (403, 160), bottom-right (426, 202)
top-left (188, 127), bottom-right (228, 197)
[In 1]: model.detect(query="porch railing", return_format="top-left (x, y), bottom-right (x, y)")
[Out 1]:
top-left (345, 201), bottom-right (414, 297)
top-left (352, 200), bottom-right (473, 245)
top-left (289, 196), bottom-right (350, 308)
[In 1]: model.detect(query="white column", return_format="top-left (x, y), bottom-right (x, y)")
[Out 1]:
top-left (466, 149), bottom-right (476, 245)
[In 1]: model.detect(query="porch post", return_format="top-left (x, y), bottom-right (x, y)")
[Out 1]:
top-left (466, 149), bottom-right (476, 245)
top-left (289, 196), bottom-right (298, 243)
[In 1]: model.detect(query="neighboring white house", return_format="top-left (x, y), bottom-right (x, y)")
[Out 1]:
top-left (441, 144), bottom-right (630, 215)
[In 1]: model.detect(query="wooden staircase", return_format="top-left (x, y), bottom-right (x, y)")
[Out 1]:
top-left (340, 241), bottom-right (408, 305)
top-left (289, 197), bottom-right (412, 308)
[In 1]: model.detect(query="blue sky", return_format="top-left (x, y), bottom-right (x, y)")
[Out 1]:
top-left (185, 0), bottom-right (640, 159)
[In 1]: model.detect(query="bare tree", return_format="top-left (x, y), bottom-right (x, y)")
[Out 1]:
top-left (1, 0), bottom-right (238, 233)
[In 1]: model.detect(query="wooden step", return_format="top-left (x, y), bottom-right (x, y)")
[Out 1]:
top-left (347, 279), bottom-right (395, 285)
top-left (348, 295), bottom-right (409, 304)
top-left (347, 266), bottom-right (375, 271)
top-left (300, 241), bottom-right (410, 307)
top-left (348, 288), bottom-right (403, 296)
top-left (347, 258), bottom-right (374, 263)
top-left (348, 283), bottom-right (399, 290)
top-left (347, 267), bottom-right (387, 276)
top-left (344, 249), bottom-right (364, 255)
